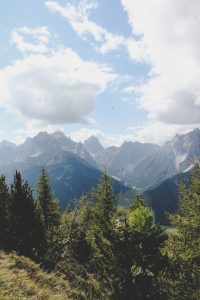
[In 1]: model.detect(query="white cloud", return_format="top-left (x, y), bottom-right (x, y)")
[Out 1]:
top-left (46, 0), bottom-right (105, 41)
top-left (69, 127), bottom-right (145, 147)
top-left (121, 0), bottom-right (200, 127)
top-left (127, 122), bottom-right (200, 145)
top-left (0, 48), bottom-right (116, 124)
top-left (45, 0), bottom-right (127, 54)
top-left (10, 26), bottom-right (50, 53)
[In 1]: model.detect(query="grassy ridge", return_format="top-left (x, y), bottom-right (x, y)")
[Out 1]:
top-left (0, 251), bottom-right (71, 300)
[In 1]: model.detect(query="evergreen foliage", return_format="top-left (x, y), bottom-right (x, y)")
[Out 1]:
top-left (54, 173), bottom-right (166, 299)
top-left (35, 167), bottom-right (61, 265)
top-left (0, 176), bottom-right (11, 250)
top-left (10, 172), bottom-right (39, 257)
top-left (161, 162), bottom-right (200, 299)
top-left (1, 165), bottom-right (200, 299)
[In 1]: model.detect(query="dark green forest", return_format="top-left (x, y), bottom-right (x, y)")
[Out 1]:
top-left (0, 165), bottom-right (200, 299)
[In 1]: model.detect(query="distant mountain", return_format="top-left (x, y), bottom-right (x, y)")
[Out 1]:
top-left (13, 131), bottom-right (98, 168)
top-left (126, 129), bottom-right (200, 189)
top-left (144, 168), bottom-right (193, 225)
top-left (0, 140), bottom-right (17, 165)
top-left (104, 141), bottom-right (159, 179)
top-left (84, 136), bottom-right (104, 157)
top-left (84, 138), bottom-right (159, 180)
top-left (0, 132), bottom-right (130, 208)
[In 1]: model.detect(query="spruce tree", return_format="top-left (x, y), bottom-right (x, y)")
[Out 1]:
top-left (10, 171), bottom-right (39, 257)
top-left (0, 175), bottom-right (11, 250)
top-left (35, 168), bottom-right (61, 265)
top-left (35, 168), bottom-right (60, 229)
top-left (162, 162), bottom-right (200, 299)
top-left (84, 173), bottom-right (118, 296)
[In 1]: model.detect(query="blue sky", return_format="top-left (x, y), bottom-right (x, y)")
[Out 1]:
top-left (0, 0), bottom-right (200, 146)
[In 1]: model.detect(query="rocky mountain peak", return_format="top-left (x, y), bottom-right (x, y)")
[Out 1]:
top-left (84, 135), bottom-right (104, 156)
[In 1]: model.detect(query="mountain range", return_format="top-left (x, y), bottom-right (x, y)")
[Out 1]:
top-left (0, 131), bottom-right (129, 209)
top-left (0, 128), bottom-right (199, 221)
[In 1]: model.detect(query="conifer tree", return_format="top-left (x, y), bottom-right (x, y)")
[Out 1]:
top-left (0, 175), bottom-right (11, 250)
top-left (114, 196), bottom-right (166, 300)
top-left (35, 168), bottom-right (60, 229)
top-left (84, 173), bottom-right (118, 296)
top-left (10, 171), bottom-right (39, 257)
top-left (35, 168), bottom-right (61, 265)
top-left (162, 162), bottom-right (200, 299)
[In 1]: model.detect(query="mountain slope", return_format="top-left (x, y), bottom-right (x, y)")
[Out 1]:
top-left (0, 131), bottom-right (98, 168)
top-left (0, 145), bottom-right (130, 209)
top-left (106, 141), bottom-right (159, 178)
top-left (84, 135), bottom-right (104, 157)
top-left (84, 138), bottom-right (159, 179)
top-left (143, 169), bottom-right (192, 225)
top-left (126, 129), bottom-right (200, 189)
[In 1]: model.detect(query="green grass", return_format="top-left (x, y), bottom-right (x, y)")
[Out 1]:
top-left (0, 251), bottom-right (72, 300)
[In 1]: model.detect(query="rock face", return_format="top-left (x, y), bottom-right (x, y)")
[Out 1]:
top-left (125, 129), bottom-right (200, 189)
top-left (84, 136), bottom-right (104, 157)
top-left (84, 137), bottom-right (159, 180)
top-left (103, 141), bottom-right (159, 178)
top-left (0, 131), bottom-right (97, 168)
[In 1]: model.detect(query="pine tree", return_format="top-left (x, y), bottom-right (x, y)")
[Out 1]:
top-left (35, 168), bottom-right (61, 265)
top-left (82, 173), bottom-right (118, 297)
top-left (35, 168), bottom-right (60, 229)
top-left (0, 175), bottom-right (11, 250)
top-left (162, 162), bottom-right (200, 299)
top-left (10, 171), bottom-right (39, 257)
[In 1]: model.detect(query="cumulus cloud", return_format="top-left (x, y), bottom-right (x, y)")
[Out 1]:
top-left (0, 48), bottom-right (115, 124)
top-left (122, 0), bottom-right (200, 126)
top-left (10, 26), bottom-right (50, 53)
top-left (45, 0), bottom-right (127, 54)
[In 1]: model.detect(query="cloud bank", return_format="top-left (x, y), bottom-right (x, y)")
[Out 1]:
top-left (0, 48), bottom-right (115, 124)
top-left (122, 0), bottom-right (200, 126)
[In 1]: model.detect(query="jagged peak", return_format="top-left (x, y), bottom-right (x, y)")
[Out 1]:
top-left (50, 131), bottom-right (67, 140)
top-left (84, 135), bottom-right (103, 148)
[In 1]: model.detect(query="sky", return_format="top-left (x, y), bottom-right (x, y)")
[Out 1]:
top-left (0, 0), bottom-right (200, 147)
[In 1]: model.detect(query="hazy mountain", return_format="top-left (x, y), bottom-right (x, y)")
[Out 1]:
top-left (0, 132), bottom-right (129, 208)
top-left (0, 140), bottom-right (17, 165)
top-left (0, 131), bottom-right (97, 168)
top-left (84, 137), bottom-right (159, 179)
top-left (84, 135), bottom-right (104, 157)
top-left (106, 141), bottom-right (159, 178)
top-left (143, 167), bottom-right (193, 225)
top-left (126, 129), bottom-right (200, 189)
top-left (1, 151), bottom-right (129, 209)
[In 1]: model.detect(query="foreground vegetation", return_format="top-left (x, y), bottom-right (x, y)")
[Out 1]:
top-left (0, 251), bottom-right (72, 300)
top-left (0, 163), bottom-right (200, 299)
